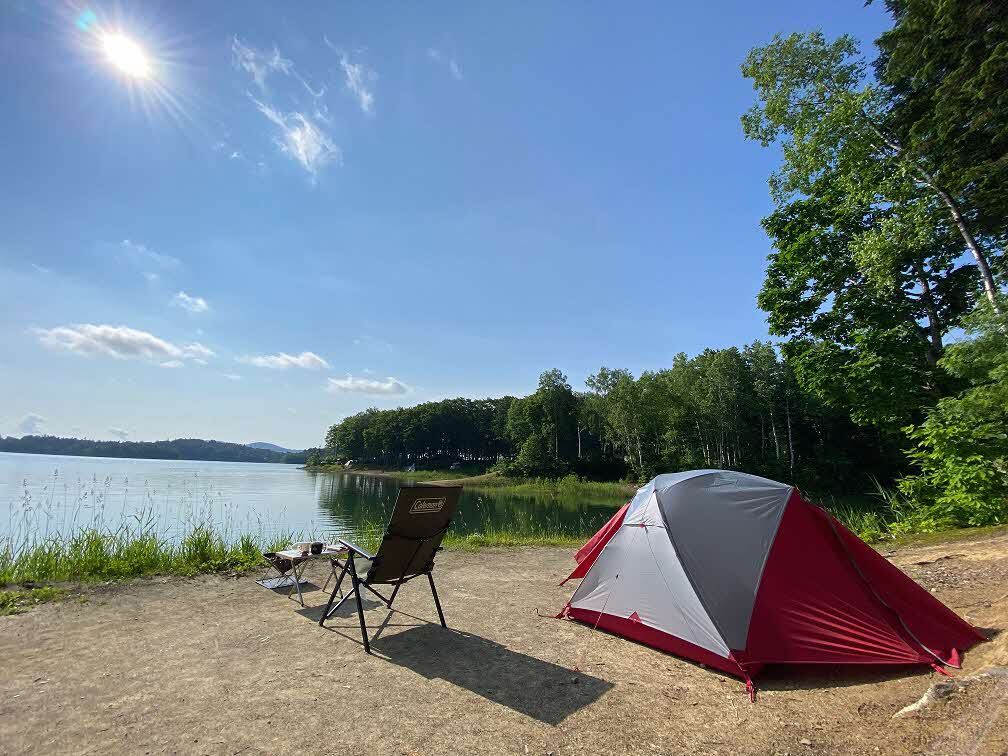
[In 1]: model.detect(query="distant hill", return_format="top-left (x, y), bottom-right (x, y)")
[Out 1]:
top-left (247, 441), bottom-right (301, 454)
top-left (0, 435), bottom-right (304, 464)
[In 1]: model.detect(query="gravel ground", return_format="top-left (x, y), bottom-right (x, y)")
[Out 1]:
top-left (1, 533), bottom-right (1006, 755)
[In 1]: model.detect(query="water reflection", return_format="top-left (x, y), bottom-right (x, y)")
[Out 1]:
top-left (310, 471), bottom-right (621, 540)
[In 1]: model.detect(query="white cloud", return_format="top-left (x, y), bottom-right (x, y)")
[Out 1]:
top-left (119, 239), bottom-right (181, 271)
top-left (34, 324), bottom-right (215, 366)
top-left (160, 360), bottom-right (184, 368)
top-left (335, 50), bottom-right (376, 114)
top-left (220, 373), bottom-right (243, 381)
top-left (240, 351), bottom-right (329, 370)
top-left (325, 374), bottom-right (410, 396)
top-left (231, 36), bottom-right (293, 90)
top-left (172, 291), bottom-right (210, 314)
top-left (427, 47), bottom-right (463, 80)
top-left (250, 96), bottom-right (341, 178)
top-left (108, 427), bottom-right (130, 440)
top-left (14, 413), bottom-right (46, 436)
top-left (31, 263), bottom-right (51, 274)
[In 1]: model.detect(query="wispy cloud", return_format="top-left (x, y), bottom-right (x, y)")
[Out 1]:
top-left (427, 47), bottom-right (463, 80)
top-left (231, 36), bottom-right (293, 91)
top-left (172, 290), bottom-right (210, 314)
top-left (324, 40), bottom-right (376, 114)
top-left (108, 427), bottom-right (130, 440)
top-left (31, 263), bottom-right (51, 274)
top-left (220, 373), bottom-right (243, 381)
top-left (119, 239), bottom-right (181, 271)
top-left (250, 95), bottom-right (341, 178)
top-left (35, 324), bottom-right (214, 367)
top-left (240, 351), bottom-right (329, 370)
top-left (325, 374), bottom-right (410, 396)
top-left (15, 413), bottom-right (46, 436)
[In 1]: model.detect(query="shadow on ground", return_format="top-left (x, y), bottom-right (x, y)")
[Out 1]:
top-left (370, 624), bottom-right (614, 725)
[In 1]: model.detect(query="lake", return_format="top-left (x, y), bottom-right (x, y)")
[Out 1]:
top-left (0, 452), bottom-right (623, 546)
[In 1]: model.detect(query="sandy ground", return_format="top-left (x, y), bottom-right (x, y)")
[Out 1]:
top-left (1, 533), bottom-right (1006, 755)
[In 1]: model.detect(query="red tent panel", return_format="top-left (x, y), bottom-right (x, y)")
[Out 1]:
top-left (829, 513), bottom-right (985, 664)
top-left (561, 501), bottom-right (630, 584)
top-left (565, 605), bottom-right (749, 678)
top-left (737, 493), bottom-right (983, 669)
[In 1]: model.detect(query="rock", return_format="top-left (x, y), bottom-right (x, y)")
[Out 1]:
top-left (799, 738), bottom-right (812, 746)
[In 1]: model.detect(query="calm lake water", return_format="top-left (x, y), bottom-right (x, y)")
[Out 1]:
top-left (0, 452), bottom-right (623, 545)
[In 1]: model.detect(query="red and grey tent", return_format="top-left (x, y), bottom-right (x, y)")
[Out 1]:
top-left (558, 470), bottom-right (984, 696)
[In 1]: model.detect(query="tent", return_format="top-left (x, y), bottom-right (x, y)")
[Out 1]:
top-left (558, 470), bottom-right (984, 696)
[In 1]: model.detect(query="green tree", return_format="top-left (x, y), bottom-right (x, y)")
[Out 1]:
top-left (743, 31), bottom-right (979, 428)
top-left (899, 297), bottom-right (1008, 528)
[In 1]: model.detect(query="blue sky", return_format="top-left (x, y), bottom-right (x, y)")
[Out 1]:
top-left (0, 2), bottom-right (890, 449)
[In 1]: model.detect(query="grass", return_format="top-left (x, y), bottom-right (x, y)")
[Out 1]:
top-left (0, 586), bottom-right (66, 616)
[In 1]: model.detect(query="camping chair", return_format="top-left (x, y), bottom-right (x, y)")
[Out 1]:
top-left (319, 485), bottom-right (462, 653)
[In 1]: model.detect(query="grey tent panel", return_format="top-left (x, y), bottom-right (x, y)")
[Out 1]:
top-left (656, 471), bottom-right (791, 650)
top-left (569, 491), bottom-right (730, 658)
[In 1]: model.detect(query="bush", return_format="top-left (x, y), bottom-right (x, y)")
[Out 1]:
top-left (898, 298), bottom-right (1008, 529)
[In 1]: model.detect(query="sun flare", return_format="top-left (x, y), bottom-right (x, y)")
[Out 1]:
top-left (102, 33), bottom-right (151, 78)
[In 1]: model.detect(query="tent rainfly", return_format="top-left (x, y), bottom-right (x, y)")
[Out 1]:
top-left (558, 470), bottom-right (985, 698)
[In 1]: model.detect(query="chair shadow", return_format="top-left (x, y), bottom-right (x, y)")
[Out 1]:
top-left (369, 624), bottom-right (614, 725)
top-left (294, 596), bottom-right (384, 623)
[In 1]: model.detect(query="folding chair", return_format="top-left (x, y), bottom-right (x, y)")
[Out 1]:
top-left (319, 485), bottom-right (462, 653)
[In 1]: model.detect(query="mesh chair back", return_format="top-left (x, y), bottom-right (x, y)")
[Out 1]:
top-left (366, 485), bottom-right (462, 583)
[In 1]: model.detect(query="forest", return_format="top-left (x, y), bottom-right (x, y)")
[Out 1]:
top-left (320, 1), bottom-right (1006, 533)
top-left (0, 436), bottom-right (304, 464)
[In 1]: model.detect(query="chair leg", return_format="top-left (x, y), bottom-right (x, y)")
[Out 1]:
top-left (386, 580), bottom-right (402, 609)
top-left (428, 572), bottom-right (446, 628)
top-left (319, 560), bottom-right (350, 627)
top-left (349, 557), bottom-right (371, 654)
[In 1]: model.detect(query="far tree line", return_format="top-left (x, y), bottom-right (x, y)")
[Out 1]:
top-left (319, 346), bottom-right (895, 492)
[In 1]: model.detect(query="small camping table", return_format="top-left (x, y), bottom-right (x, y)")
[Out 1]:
top-left (258, 546), bottom-right (349, 607)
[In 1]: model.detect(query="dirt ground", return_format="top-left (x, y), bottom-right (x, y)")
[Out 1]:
top-left (1, 533), bottom-right (1006, 756)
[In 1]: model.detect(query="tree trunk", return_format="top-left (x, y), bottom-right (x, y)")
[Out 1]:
top-left (769, 407), bottom-right (781, 461)
top-left (912, 260), bottom-right (944, 367)
top-left (928, 182), bottom-right (1002, 314)
top-left (785, 399), bottom-right (795, 475)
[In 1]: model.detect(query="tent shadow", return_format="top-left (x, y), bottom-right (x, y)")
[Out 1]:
top-left (757, 663), bottom-right (934, 692)
top-left (369, 624), bottom-right (614, 725)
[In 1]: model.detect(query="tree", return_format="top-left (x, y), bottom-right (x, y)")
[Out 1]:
top-left (743, 32), bottom-right (979, 428)
top-left (743, 30), bottom-right (1001, 313)
top-left (873, 0), bottom-right (1008, 307)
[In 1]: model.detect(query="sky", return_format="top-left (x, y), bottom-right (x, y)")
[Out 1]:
top-left (0, 2), bottom-right (891, 450)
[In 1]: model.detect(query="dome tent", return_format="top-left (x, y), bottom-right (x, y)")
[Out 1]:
top-left (558, 470), bottom-right (984, 697)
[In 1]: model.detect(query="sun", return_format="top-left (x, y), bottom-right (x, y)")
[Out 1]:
top-left (101, 33), bottom-right (151, 79)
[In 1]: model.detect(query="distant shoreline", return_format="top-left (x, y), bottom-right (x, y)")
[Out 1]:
top-left (304, 463), bottom-right (639, 498)
top-left (0, 447), bottom-right (301, 465)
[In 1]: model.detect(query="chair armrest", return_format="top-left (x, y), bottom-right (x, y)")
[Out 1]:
top-left (338, 538), bottom-right (376, 561)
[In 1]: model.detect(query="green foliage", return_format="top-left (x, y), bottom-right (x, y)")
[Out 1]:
top-left (874, 0), bottom-right (1008, 246)
top-left (0, 587), bottom-right (66, 616)
top-left (0, 524), bottom-right (274, 585)
top-left (899, 299), bottom-right (1008, 528)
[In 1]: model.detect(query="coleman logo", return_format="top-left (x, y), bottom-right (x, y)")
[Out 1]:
top-left (410, 497), bottom-right (445, 514)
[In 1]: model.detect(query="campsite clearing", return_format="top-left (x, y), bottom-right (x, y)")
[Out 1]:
top-left (1, 532), bottom-right (1006, 755)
